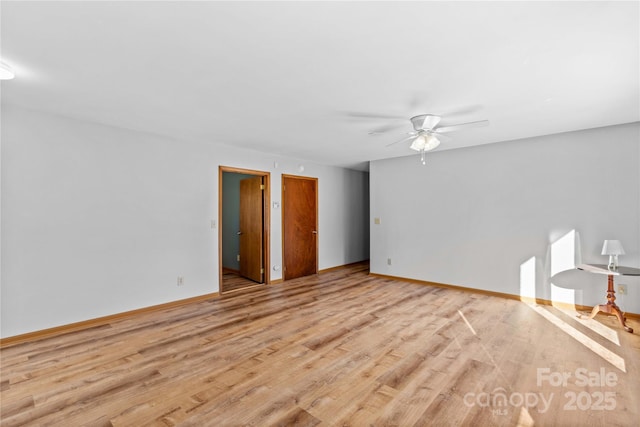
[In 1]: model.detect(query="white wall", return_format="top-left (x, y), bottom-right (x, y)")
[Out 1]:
top-left (0, 106), bottom-right (369, 338)
top-left (318, 166), bottom-right (370, 270)
top-left (371, 123), bottom-right (640, 314)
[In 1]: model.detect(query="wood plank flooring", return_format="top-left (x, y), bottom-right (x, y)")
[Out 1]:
top-left (222, 269), bottom-right (264, 293)
top-left (1, 263), bottom-right (639, 426)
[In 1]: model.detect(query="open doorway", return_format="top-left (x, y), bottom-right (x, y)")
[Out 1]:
top-left (219, 166), bottom-right (270, 293)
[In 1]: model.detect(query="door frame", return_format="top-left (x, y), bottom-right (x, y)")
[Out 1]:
top-left (219, 166), bottom-right (271, 293)
top-left (282, 174), bottom-right (318, 280)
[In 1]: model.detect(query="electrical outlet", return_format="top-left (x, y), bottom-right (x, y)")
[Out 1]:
top-left (618, 284), bottom-right (627, 295)
top-left (177, 276), bottom-right (185, 286)
top-left (387, 258), bottom-right (392, 266)
top-left (237, 254), bottom-right (240, 262)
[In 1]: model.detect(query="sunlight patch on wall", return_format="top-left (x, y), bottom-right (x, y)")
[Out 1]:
top-left (519, 256), bottom-right (536, 300)
top-left (550, 284), bottom-right (576, 309)
top-left (550, 229), bottom-right (578, 277)
top-left (549, 229), bottom-right (580, 308)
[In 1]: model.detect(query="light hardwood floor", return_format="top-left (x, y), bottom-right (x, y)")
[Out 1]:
top-left (222, 269), bottom-right (264, 293)
top-left (1, 263), bottom-right (639, 426)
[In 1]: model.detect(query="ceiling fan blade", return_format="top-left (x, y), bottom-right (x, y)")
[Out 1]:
top-left (368, 123), bottom-right (406, 135)
top-left (385, 134), bottom-right (417, 147)
top-left (421, 114), bottom-right (441, 130)
top-left (438, 104), bottom-right (483, 117)
top-left (431, 131), bottom-right (452, 141)
top-left (344, 111), bottom-right (406, 120)
top-left (435, 120), bottom-right (489, 133)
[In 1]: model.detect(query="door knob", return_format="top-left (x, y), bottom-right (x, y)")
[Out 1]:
top-left (312, 230), bottom-right (317, 234)
top-left (237, 231), bottom-right (243, 235)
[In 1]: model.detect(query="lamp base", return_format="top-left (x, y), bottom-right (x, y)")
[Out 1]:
top-left (587, 274), bottom-right (633, 333)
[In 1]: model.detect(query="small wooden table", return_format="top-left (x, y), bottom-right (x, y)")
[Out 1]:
top-left (577, 264), bottom-right (640, 333)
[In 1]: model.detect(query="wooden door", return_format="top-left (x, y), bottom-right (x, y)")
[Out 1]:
top-left (239, 176), bottom-right (264, 283)
top-left (283, 175), bottom-right (318, 280)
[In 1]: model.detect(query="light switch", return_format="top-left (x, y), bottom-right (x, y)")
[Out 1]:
top-left (374, 217), bottom-right (381, 225)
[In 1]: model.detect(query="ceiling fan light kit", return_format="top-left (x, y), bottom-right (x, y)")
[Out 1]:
top-left (371, 112), bottom-right (489, 166)
top-left (410, 133), bottom-right (441, 165)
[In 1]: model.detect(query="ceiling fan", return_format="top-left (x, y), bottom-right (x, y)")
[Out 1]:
top-left (373, 114), bottom-right (489, 165)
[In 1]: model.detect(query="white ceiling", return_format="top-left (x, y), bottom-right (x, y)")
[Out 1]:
top-left (2, 1), bottom-right (638, 171)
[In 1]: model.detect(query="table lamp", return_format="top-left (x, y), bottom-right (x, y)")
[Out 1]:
top-left (601, 240), bottom-right (625, 271)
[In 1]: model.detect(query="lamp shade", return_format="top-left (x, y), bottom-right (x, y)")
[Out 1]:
top-left (601, 240), bottom-right (625, 255)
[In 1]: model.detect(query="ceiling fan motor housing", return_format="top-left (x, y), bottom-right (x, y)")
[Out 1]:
top-left (410, 114), bottom-right (441, 131)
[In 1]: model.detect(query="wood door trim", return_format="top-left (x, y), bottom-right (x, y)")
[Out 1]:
top-left (219, 166), bottom-right (271, 293)
top-left (282, 174), bottom-right (319, 280)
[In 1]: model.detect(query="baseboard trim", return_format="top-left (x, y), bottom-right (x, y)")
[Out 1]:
top-left (369, 272), bottom-right (640, 319)
top-left (0, 292), bottom-right (219, 348)
top-left (0, 262), bottom-right (369, 347)
top-left (0, 263), bottom-right (369, 348)
top-left (318, 259), bottom-right (370, 274)
top-left (6, 264), bottom-right (632, 348)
